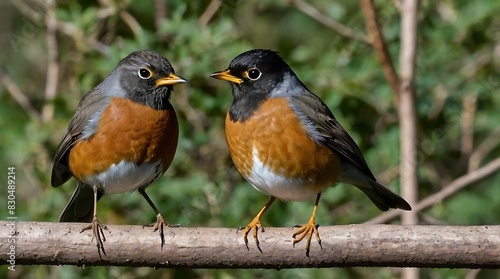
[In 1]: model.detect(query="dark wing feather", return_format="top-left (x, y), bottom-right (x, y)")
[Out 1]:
top-left (289, 93), bottom-right (376, 181)
top-left (289, 91), bottom-right (411, 211)
top-left (51, 88), bottom-right (108, 187)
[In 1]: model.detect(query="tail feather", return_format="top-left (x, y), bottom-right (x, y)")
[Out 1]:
top-left (359, 180), bottom-right (412, 211)
top-left (59, 183), bottom-right (102, 222)
top-left (340, 162), bottom-right (411, 212)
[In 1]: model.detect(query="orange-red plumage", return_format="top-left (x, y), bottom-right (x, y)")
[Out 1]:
top-left (69, 97), bottom-right (178, 181)
top-left (225, 98), bottom-right (341, 193)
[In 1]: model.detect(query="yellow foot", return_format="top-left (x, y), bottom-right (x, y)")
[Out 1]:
top-left (292, 219), bottom-right (322, 257)
top-left (81, 215), bottom-right (109, 257)
top-left (237, 215), bottom-right (265, 253)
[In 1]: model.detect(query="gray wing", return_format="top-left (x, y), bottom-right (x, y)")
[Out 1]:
top-left (289, 93), bottom-right (376, 181)
top-left (289, 92), bottom-right (411, 211)
top-left (51, 88), bottom-right (108, 187)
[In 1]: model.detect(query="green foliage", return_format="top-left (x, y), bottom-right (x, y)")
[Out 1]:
top-left (0, 0), bottom-right (499, 278)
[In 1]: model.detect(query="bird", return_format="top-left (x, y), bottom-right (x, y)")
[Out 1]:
top-left (210, 49), bottom-right (411, 256)
top-left (51, 50), bottom-right (187, 256)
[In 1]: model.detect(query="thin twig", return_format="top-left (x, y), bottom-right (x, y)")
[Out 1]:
top-left (360, 0), bottom-right (401, 101)
top-left (0, 68), bottom-right (41, 121)
top-left (365, 157), bottom-right (500, 224)
top-left (291, 0), bottom-right (369, 43)
top-left (427, 83), bottom-right (448, 120)
top-left (460, 94), bottom-right (477, 159)
top-left (198, 0), bottom-right (223, 27)
top-left (376, 165), bottom-right (400, 185)
top-left (461, 50), bottom-right (491, 78)
top-left (120, 11), bottom-right (143, 38)
top-left (465, 269), bottom-right (481, 279)
top-left (41, 0), bottom-right (59, 123)
top-left (154, 0), bottom-right (167, 30)
top-left (56, 21), bottom-right (109, 55)
top-left (174, 87), bottom-right (210, 132)
top-left (90, 2), bottom-right (116, 53)
top-left (468, 128), bottom-right (500, 172)
top-left (10, 0), bottom-right (44, 23)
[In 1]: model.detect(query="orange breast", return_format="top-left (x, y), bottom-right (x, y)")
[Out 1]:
top-left (225, 98), bottom-right (341, 193)
top-left (69, 97), bottom-right (178, 182)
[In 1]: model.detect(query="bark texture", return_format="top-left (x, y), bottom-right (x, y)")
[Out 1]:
top-left (1, 221), bottom-right (499, 269)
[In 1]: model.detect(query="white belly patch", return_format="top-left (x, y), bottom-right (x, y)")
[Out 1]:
top-left (83, 160), bottom-right (163, 194)
top-left (247, 148), bottom-right (318, 201)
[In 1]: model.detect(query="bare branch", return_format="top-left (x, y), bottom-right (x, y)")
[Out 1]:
top-left (398, 0), bottom-right (420, 235)
top-left (0, 68), bottom-right (41, 121)
top-left (360, 0), bottom-right (401, 99)
top-left (56, 21), bottom-right (109, 55)
top-left (466, 269), bottom-right (481, 279)
top-left (468, 128), bottom-right (500, 172)
top-left (198, 0), bottom-right (223, 27)
top-left (154, 0), bottom-right (167, 30)
top-left (461, 94), bottom-right (477, 159)
top-left (174, 87), bottom-right (211, 132)
top-left (41, 0), bottom-right (59, 123)
top-left (366, 157), bottom-right (500, 224)
top-left (120, 11), bottom-right (143, 38)
top-left (376, 165), bottom-right (400, 185)
top-left (2, 221), bottom-right (500, 268)
top-left (10, 0), bottom-right (44, 23)
top-left (291, 0), bottom-right (369, 43)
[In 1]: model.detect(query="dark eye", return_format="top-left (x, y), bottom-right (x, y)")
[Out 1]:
top-left (138, 68), bottom-right (152, 79)
top-left (247, 68), bottom-right (261, 80)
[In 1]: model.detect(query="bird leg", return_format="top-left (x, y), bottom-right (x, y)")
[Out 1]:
top-left (80, 185), bottom-right (109, 257)
top-left (139, 188), bottom-right (174, 250)
top-left (238, 196), bottom-right (276, 253)
top-left (292, 193), bottom-right (322, 257)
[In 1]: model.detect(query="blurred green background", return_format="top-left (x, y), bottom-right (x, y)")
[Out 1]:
top-left (1, 0), bottom-right (499, 278)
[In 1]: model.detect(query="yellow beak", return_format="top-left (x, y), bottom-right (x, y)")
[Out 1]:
top-left (155, 73), bottom-right (187, 87)
top-left (210, 70), bottom-right (243, 85)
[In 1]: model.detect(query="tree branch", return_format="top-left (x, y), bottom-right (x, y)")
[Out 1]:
top-left (360, 0), bottom-right (401, 100)
top-left (154, 0), bottom-right (167, 30)
top-left (56, 21), bottom-right (109, 56)
top-left (365, 157), bottom-right (500, 224)
top-left (398, 5), bottom-right (421, 276)
top-left (120, 11), bottom-right (143, 39)
top-left (398, 0), bottom-right (420, 233)
top-left (2, 221), bottom-right (500, 268)
top-left (0, 68), bottom-right (41, 121)
top-left (41, 0), bottom-right (59, 123)
top-left (198, 0), bottom-right (223, 27)
top-left (291, 0), bottom-right (369, 43)
top-left (460, 94), bottom-right (477, 159)
top-left (468, 128), bottom-right (500, 172)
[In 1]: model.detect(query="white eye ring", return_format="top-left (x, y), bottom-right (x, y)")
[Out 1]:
top-left (246, 68), bottom-right (261, 80)
top-left (138, 68), bottom-right (153, 79)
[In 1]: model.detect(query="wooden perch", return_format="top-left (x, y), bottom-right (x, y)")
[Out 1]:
top-left (1, 221), bottom-right (500, 269)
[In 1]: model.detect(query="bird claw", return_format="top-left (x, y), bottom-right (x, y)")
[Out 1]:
top-left (292, 221), bottom-right (322, 257)
top-left (143, 213), bottom-right (170, 250)
top-left (81, 215), bottom-right (109, 257)
top-left (239, 217), bottom-right (263, 253)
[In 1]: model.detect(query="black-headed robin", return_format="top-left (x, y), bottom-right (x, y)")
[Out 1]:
top-left (211, 49), bottom-right (411, 256)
